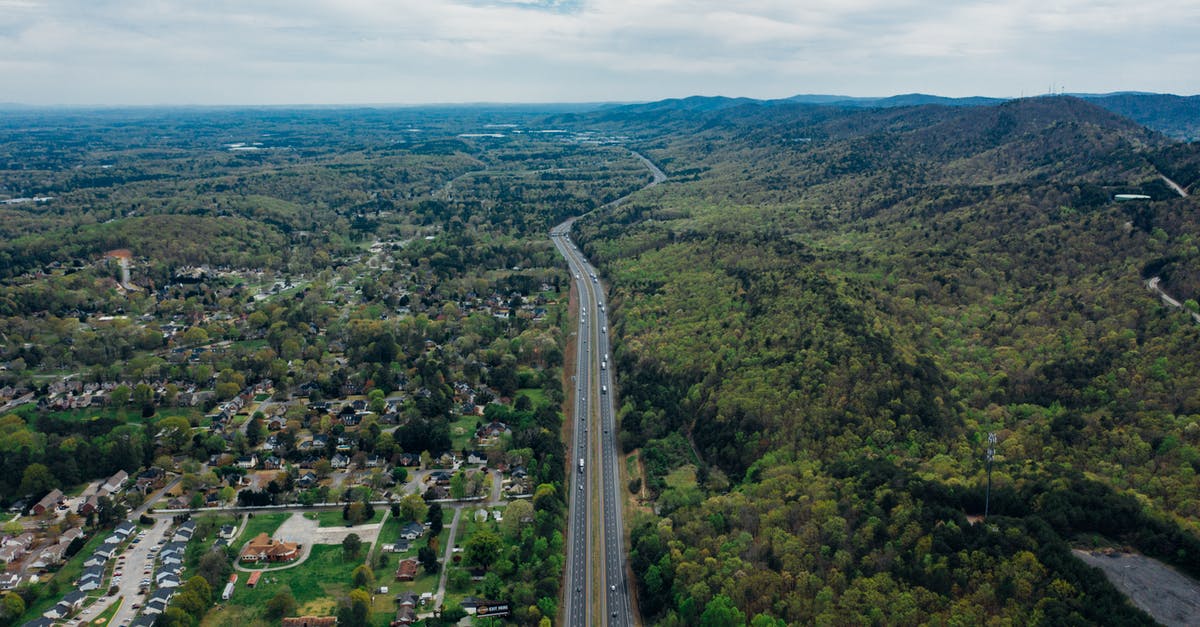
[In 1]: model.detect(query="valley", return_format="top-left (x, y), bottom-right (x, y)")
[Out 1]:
top-left (2, 93), bottom-right (1200, 626)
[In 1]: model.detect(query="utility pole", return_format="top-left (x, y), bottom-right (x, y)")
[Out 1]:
top-left (984, 432), bottom-right (997, 519)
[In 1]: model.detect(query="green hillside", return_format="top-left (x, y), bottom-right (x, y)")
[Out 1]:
top-left (573, 96), bottom-right (1200, 625)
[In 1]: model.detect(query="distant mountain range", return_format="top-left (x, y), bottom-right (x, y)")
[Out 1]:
top-left (593, 92), bottom-right (1200, 142)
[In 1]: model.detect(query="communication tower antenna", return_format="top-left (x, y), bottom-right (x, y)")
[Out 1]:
top-left (984, 432), bottom-right (997, 518)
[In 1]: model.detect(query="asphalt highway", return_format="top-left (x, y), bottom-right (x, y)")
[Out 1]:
top-left (554, 150), bottom-right (663, 626)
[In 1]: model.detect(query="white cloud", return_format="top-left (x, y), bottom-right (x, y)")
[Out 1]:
top-left (0, 0), bottom-right (1194, 104)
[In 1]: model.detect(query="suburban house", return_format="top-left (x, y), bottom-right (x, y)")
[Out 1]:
top-left (392, 593), bottom-right (419, 625)
top-left (239, 533), bottom-right (301, 563)
top-left (297, 471), bottom-right (319, 489)
top-left (0, 545), bottom-right (22, 564)
top-left (78, 565), bottom-right (105, 591)
top-left (173, 520), bottom-right (197, 542)
top-left (330, 454), bottom-right (351, 469)
top-left (32, 489), bottom-right (64, 515)
top-left (135, 467), bottom-right (166, 494)
top-left (0, 573), bottom-right (20, 591)
top-left (29, 543), bottom-right (67, 569)
top-left (44, 591), bottom-right (86, 620)
top-left (394, 558), bottom-right (420, 581)
top-left (399, 522), bottom-right (424, 541)
top-left (236, 454), bottom-right (259, 469)
top-left (77, 495), bottom-right (100, 515)
top-left (102, 470), bottom-right (129, 493)
top-left (59, 527), bottom-right (84, 546)
top-left (144, 588), bottom-right (175, 615)
top-left (94, 545), bottom-right (118, 560)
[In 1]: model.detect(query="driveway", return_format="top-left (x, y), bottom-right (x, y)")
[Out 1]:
top-left (275, 510), bottom-right (385, 546)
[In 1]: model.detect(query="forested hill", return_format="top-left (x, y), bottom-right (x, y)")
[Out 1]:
top-left (570, 96), bottom-right (1200, 624)
top-left (562, 92), bottom-right (1200, 142)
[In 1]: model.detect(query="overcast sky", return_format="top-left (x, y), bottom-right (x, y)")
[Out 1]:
top-left (1, 0), bottom-right (1197, 105)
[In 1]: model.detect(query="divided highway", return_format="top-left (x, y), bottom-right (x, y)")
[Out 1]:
top-left (555, 150), bottom-right (664, 626)
top-left (553, 228), bottom-right (632, 626)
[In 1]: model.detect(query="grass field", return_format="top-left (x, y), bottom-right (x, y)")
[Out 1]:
top-left (449, 413), bottom-right (481, 451)
top-left (664, 464), bottom-right (698, 490)
top-left (237, 512), bottom-right (288, 541)
top-left (305, 509), bottom-right (384, 527)
top-left (92, 596), bottom-right (123, 624)
top-left (515, 387), bottom-right (548, 408)
top-left (201, 544), bottom-right (361, 627)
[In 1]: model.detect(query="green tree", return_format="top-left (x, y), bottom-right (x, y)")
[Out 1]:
top-left (398, 492), bottom-right (428, 523)
top-left (216, 381), bottom-right (241, 400)
top-left (427, 502), bottom-right (444, 535)
top-left (352, 564), bottom-right (375, 590)
top-left (19, 463), bottom-right (57, 497)
top-left (464, 529), bottom-right (502, 569)
top-left (700, 594), bottom-right (746, 627)
top-left (448, 566), bottom-right (471, 591)
top-left (342, 533), bottom-right (363, 560)
top-left (345, 501), bottom-right (367, 526)
top-left (95, 495), bottom-right (126, 527)
top-left (109, 384), bottom-right (131, 408)
top-left (157, 416), bottom-right (193, 451)
top-left (157, 606), bottom-right (192, 627)
top-left (0, 592), bottom-right (26, 625)
top-left (197, 550), bottom-right (232, 589)
top-left (183, 326), bottom-right (209, 346)
top-left (337, 588), bottom-right (372, 627)
top-left (450, 471), bottom-right (467, 499)
top-left (133, 383), bottom-right (155, 413)
top-left (266, 589), bottom-right (297, 620)
top-left (418, 545), bottom-right (440, 574)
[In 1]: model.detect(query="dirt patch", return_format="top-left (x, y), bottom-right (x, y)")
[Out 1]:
top-left (1074, 548), bottom-right (1200, 626)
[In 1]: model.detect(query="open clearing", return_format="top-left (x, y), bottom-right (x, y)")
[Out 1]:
top-left (1074, 549), bottom-right (1200, 626)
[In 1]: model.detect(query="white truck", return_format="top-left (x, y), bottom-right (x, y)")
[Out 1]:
top-left (579, 458), bottom-right (585, 472)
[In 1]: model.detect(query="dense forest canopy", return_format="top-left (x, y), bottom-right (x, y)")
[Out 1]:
top-left (569, 95), bottom-right (1200, 625)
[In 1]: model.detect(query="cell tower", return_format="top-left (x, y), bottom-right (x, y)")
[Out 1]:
top-left (984, 432), bottom-right (997, 518)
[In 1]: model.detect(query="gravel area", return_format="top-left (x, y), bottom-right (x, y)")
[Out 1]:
top-left (1074, 549), bottom-right (1200, 627)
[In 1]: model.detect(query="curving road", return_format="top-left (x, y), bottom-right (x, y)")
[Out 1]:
top-left (555, 149), bottom-right (664, 626)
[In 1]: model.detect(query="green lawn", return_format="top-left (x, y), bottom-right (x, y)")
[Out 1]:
top-left (449, 413), bottom-right (481, 451)
top-left (202, 544), bottom-right (361, 627)
top-left (664, 464), bottom-right (698, 490)
top-left (237, 512), bottom-right (289, 542)
top-left (304, 508), bottom-right (384, 527)
top-left (516, 387), bottom-right (548, 408)
top-left (94, 595), bottom-right (123, 624)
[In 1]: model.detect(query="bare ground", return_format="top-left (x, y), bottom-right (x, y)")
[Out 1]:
top-left (1074, 549), bottom-right (1200, 626)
